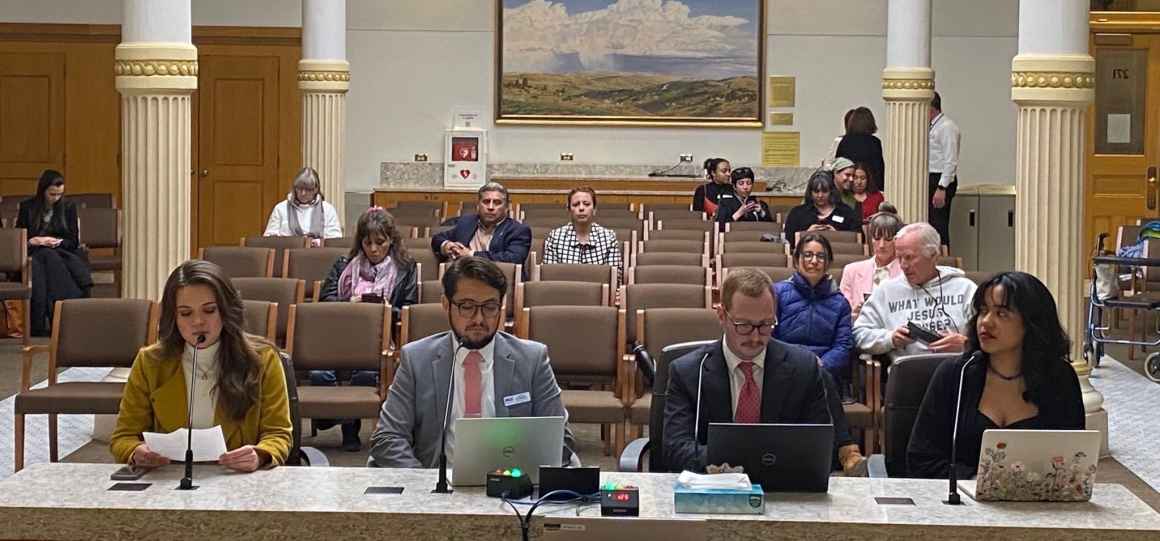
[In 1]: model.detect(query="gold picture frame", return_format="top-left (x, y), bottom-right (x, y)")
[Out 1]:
top-left (495, 1), bottom-right (766, 128)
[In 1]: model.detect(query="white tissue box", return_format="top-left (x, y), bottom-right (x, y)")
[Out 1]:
top-left (674, 485), bottom-right (764, 514)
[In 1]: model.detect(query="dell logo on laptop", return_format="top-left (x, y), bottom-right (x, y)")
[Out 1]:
top-left (502, 446), bottom-right (515, 459)
top-left (761, 453), bottom-right (777, 467)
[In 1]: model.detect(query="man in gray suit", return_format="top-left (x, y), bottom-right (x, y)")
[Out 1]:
top-left (369, 256), bottom-right (576, 468)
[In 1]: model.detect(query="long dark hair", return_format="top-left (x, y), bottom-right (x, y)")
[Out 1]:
top-left (965, 271), bottom-right (1071, 406)
top-left (30, 169), bottom-right (66, 233)
top-left (350, 207), bottom-right (412, 266)
top-left (802, 170), bottom-right (842, 209)
top-left (158, 260), bottom-right (272, 420)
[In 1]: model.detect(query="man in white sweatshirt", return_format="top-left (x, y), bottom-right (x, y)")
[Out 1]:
top-left (853, 222), bottom-right (977, 359)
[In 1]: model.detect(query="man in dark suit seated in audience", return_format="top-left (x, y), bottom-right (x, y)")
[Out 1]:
top-left (663, 267), bottom-right (831, 473)
top-left (431, 182), bottom-right (531, 266)
top-left (368, 256), bottom-right (576, 467)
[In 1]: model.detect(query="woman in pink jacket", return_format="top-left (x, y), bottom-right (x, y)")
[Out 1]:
top-left (840, 204), bottom-right (904, 320)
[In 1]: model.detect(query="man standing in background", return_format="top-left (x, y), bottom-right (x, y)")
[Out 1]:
top-left (928, 92), bottom-right (961, 247)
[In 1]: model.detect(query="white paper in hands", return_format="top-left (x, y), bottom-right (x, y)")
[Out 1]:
top-left (143, 426), bottom-right (228, 462)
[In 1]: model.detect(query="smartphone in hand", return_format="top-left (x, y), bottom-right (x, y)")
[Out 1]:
top-left (906, 321), bottom-right (942, 344)
top-left (359, 293), bottom-right (384, 304)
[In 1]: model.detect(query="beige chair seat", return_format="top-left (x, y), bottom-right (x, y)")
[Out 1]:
top-left (15, 382), bottom-right (126, 415)
top-left (86, 256), bottom-right (121, 272)
top-left (629, 393), bottom-right (651, 425)
top-left (297, 386), bottom-right (383, 419)
top-left (0, 282), bottom-right (31, 299)
top-left (560, 389), bottom-right (624, 422)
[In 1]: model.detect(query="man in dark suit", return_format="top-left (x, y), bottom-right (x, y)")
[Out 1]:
top-left (369, 256), bottom-right (576, 468)
top-left (663, 267), bottom-right (831, 473)
top-left (431, 182), bottom-right (530, 265)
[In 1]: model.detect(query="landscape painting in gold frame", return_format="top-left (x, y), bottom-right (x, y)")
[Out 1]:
top-left (496, 0), bottom-right (765, 127)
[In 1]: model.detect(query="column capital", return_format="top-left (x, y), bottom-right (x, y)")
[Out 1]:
top-left (298, 59), bottom-right (350, 93)
top-left (1011, 54), bottom-right (1094, 105)
top-left (114, 42), bottom-right (197, 94)
top-left (881, 67), bottom-right (935, 101)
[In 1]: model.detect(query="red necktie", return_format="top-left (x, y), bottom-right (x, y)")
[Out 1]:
top-left (735, 361), bottom-right (761, 423)
top-left (463, 350), bottom-right (483, 418)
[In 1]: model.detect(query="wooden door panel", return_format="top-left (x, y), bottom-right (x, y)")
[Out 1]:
top-left (0, 52), bottom-right (64, 195)
top-left (196, 54), bottom-right (279, 249)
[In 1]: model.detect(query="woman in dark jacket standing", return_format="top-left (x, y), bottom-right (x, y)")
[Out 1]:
top-left (835, 107), bottom-right (885, 191)
top-left (17, 169), bottom-right (92, 336)
top-left (315, 207), bottom-right (418, 451)
top-left (773, 232), bottom-right (863, 475)
top-left (908, 272), bottom-right (1085, 480)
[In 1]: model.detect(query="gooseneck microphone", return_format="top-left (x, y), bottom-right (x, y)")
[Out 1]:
top-left (434, 338), bottom-right (468, 494)
top-left (178, 333), bottom-right (207, 491)
top-left (945, 350), bottom-right (983, 505)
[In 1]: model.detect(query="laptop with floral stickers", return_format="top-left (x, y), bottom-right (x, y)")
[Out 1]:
top-left (959, 429), bottom-right (1100, 502)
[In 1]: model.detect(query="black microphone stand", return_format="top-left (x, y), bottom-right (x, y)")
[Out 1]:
top-left (945, 351), bottom-right (982, 505)
top-left (178, 334), bottom-right (206, 491)
top-left (434, 340), bottom-right (467, 494)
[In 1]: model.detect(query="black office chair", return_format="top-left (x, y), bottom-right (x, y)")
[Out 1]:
top-left (279, 352), bottom-right (329, 467)
top-left (618, 339), bottom-right (716, 472)
top-left (869, 353), bottom-right (957, 478)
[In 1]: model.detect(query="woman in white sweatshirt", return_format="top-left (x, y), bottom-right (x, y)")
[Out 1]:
top-left (263, 167), bottom-right (343, 245)
top-left (852, 222), bottom-right (977, 359)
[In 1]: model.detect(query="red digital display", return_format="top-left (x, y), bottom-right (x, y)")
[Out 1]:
top-left (613, 493), bottom-right (630, 501)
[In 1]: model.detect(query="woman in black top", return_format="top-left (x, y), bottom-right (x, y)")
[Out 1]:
top-left (715, 167), bottom-right (771, 226)
top-left (835, 107), bottom-right (885, 192)
top-left (907, 271), bottom-right (1085, 480)
top-left (691, 157), bottom-right (736, 216)
top-left (782, 171), bottom-right (860, 249)
top-left (17, 170), bottom-right (92, 336)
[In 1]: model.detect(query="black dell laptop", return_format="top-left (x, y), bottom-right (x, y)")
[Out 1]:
top-left (706, 423), bottom-right (834, 493)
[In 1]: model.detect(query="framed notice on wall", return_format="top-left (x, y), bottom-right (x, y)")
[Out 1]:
top-left (444, 129), bottom-right (488, 189)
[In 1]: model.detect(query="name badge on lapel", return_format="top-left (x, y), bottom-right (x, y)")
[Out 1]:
top-left (503, 392), bottom-right (531, 407)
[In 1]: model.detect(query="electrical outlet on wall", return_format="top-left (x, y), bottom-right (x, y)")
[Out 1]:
top-left (414, 153), bottom-right (428, 162)
top-left (560, 153), bottom-right (575, 161)
top-left (679, 154), bottom-right (694, 163)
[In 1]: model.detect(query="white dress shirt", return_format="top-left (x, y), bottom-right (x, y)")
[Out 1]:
top-left (444, 335), bottom-right (496, 466)
top-left (720, 335), bottom-right (766, 418)
top-left (263, 199), bottom-right (344, 238)
top-left (928, 113), bottom-right (962, 188)
top-left (181, 341), bottom-right (220, 429)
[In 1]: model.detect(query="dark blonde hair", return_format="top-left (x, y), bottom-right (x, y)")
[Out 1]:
top-left (721, 267), bottom-right (773, 311)
top-left (158, 260), bottom-right (272, 420)
top-left (566, 186), bottom-right (598, 208)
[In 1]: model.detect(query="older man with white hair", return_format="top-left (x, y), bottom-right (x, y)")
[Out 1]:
top-left (853, 222), bottom-right (977, 358)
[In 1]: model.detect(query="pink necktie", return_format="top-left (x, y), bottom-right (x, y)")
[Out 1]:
top-left (735, 361), bottom-right (760, 424)
top-left (463, 350), bottom-right (483, 418)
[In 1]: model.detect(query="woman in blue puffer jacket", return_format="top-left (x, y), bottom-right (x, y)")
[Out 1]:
top-left (772, 232), bottom-right (853, 383)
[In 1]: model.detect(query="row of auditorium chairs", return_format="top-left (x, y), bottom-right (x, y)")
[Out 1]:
top-left (0, 193), bottom-right (117, 229)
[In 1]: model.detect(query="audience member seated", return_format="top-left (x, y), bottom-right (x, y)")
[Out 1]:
top-left (783, 170), bottom-right (861, 250)
top-left (831, 157), bottom-right (858, 209)
top-left (850, 162), bottom-right (886, 224)
top-left (840, 205), bottom-right (903, 320)
top-left (263, 166), bottom-right (342, 245)
top-left (18, 169), bottom-right (93, 337)
top-left (715, 167), bottom-right (773, 226)
top-left (110, 260), bottom-right (292, 471)
top-left (543, 187), bottom-right (623, 282)
top-left (771, 235), bottom-right (867, 475)
top-left (836, 106), bottom-right (885, 200)
top-left (853, 222), bottom-right (977, 359)
top-left (907, 271), bottom-right (1085, 479)
top-left (663, 267), bottom-right (830, 473)
top-left (369, 256), bottom-right (577, 468)
top-left (431, 182), bottom-right (531, 266)
top-left (316, 207), bottom-right (418, 451)
top-left (692, 157), bottom-right (737, 216)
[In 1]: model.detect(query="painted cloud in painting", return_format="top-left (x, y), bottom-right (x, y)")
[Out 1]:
top-left (502, 0), bottom-right (757, 80)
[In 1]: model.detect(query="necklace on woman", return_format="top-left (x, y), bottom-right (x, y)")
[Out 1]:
top-left (988, 363), bottom-right (1022, 381)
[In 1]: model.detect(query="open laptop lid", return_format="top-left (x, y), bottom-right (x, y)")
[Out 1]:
top-left (706, 423), bottom-right (833, 493)
top-left (452, 416), bottom-right (564, 487)
top-left (965, 429), bottom-right (1100, 502)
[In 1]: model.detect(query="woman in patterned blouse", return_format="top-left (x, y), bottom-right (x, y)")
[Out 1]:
top-left (543, 187), bottom-right (623, 283)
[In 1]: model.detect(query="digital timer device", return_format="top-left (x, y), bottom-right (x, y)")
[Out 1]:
top-left (600, 482), bottom-right (639, 516)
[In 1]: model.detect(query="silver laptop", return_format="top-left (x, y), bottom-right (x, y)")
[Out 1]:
top-left (451, 416), bottom-right (565, 486)
top-left (959, 429), bottom-right (1100, 502)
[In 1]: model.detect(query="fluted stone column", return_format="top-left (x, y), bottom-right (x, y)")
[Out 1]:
top-left (1012, 0), bottom-right (1106, 454)
top-left (116, 0), bottom-right (195, 301)
top-left (881, 0), bottom-right (934, 224)
top-left (301, 0), bottom-right (349, 221)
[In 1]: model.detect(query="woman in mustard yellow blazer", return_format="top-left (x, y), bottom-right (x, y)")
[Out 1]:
top-left (110, 260), bottom-right (292, 471)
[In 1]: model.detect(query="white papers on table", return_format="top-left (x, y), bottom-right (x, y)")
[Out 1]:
top-left (143, 426), bottom-right (228, 462)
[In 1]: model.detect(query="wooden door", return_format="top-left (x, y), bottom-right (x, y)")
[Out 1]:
top-left (0, 51), bottom-right (65, 195)
top-left (1087, 32), bottom-right (1160, 255)
top-left (195, 54), bottom-right (281, 249)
